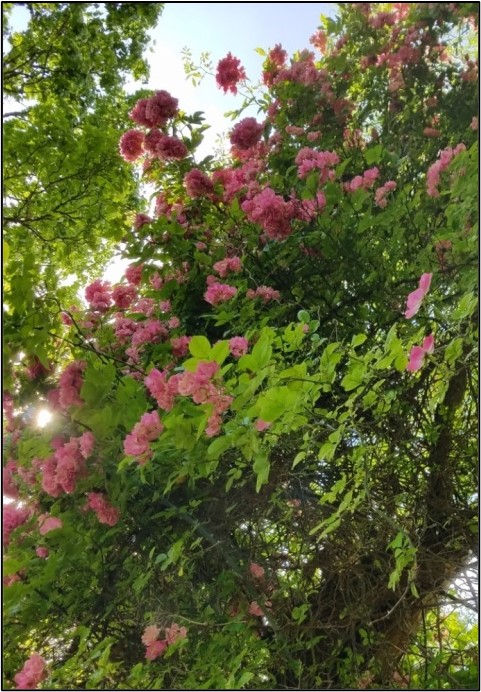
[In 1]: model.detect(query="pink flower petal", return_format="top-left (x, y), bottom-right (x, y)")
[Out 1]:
top-left (404, 273), bottom-right (432, 319)
top-left (406, 346), bottom-right (425, 372)
top-left (419, 273), bottom-right (432, 293)
top-left (422, 334), bottom-right (435, 354)
top-left (404, 288), bottom-right (424, 319)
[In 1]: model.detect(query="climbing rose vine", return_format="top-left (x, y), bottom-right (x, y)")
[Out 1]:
top-left (3, 4), bottom-right (478, 690)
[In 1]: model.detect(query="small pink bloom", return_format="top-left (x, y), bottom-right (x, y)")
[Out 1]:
top-left (171, 336), bottom-right (191, 358)
top-left (426, 143), bottom-right (466, 196)
top-left (79, 431), bottom-right (95, 459)
top-left (14, 653), bottom-right (47, 690)
top-left (249, 562), bottom-right (265, 580)
top-left (3, 458), bottom-right (19, 499)
top-left (295, 148), bottom-right (339, 181)
top-left (134, 213), bottom-right (152, 230)
top-left (145, 369), bottom-right (179, 411)
top-left (36, 547), bottom-right (49, 558)
top-left (206, 413), bottom-right (222, 437)
top-left (184, 168), bottom-right (214, 198)
top-left (213, 256), bottom-right (242, 278)
top-left (204, 282), bottom-right (238, 306)
top-left (230, 118), bottom-right (264, 150)
top-left (255, 419), bottom-right (271, 432)
top-left (363, 167), bottom-right (379, 185)
top-left (349, 175), bottom-right (364, 191)
top-left (125, 263), bottom-right (143, 286)
top-left (124, 410), bottom-right (164, 461)
top-left (375, 180), bottom-right (397, 208)
top-left (38, 515), bottom-right (63, 535)
top-left (310, 29), bottom-right (327, 53)
top-left (404, 273), bottom-right (432, 319)
top-left (119, 129), bottom-right (144, 162)
top-left (112, 284), bottom-right (137, 309)
top-left (130, 98), bottom-right (154, 127)
top-left (229, 337), bottom-right (249, 357)
top-left (61, 311), bottom-right (74, 325)
top-left (85, 279), bottom-right (112, 312)
top-left (144, 128), bottom-right (164, 153)
top-left (142, 625), bottom-right (160, 647)
top-left (168, 316), bottom-right (181, 330)
top-left (86, 492), bottom-right (120, 526)
top-left (3, 504), bottom-right (31, 546)
top-left (249, 601), bottom-right (264, 617)
top-left (285, 125), bottom-right (305, 136)
top-left (145, 90), bottom-right (179, 127)
top-left (156, 134), bottom-right (188, 160)
top-left (268, 44), bottom-right (287, 67)
top-left (165, 622), bottom-right (188, 645)
top-left (216, 53), bottom-right (246, 94)
top-left (145, 639), bottom-right (168, 660)
top-left (150, 272), bottom-right (163, 290)
top-left (247, 286), bottom-right (280, 303)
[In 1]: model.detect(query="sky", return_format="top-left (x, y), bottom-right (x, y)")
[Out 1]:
top-left (130, 3), bottom-right (338, 157)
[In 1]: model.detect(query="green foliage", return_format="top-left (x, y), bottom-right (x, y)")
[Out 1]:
top-left (2, 3), bottom-right (163, 390)
top-left (3, 3), bottom-right (478, 690)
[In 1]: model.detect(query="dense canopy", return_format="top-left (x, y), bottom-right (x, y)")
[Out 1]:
top-left (3, 3), bottom-right (479, 690)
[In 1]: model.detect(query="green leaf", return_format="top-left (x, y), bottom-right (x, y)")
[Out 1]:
top-left (364, 144), bottom-right (382, 165)
top-left (207, 435), bottom-right (232, 459)
top-left (341, 363), bottom-right (366, 391)
top-left (80, 363), bottom-right (116, 406)
top-left (351, 333), bottom-right (367, 348)
top-left (318, 441), bottom-right (337, 461)
top-left (3, 240), bottom-right (10, 266)
top-left (451, 292), bottom-right (477, 320)
top-left (292, 604), bottom-right (309, 623)
top-left (236, 671), bottom-right (254, 688)
top-left (210, 340), bottom-right (230, 365)
top-left (297, 309), bottom-right (310, 323)
top-left (253, 453), bottom-right (270, 492)
top-left (292, 451), bottom-right (306, 468)
top-left (335, 157), bottom-right (352, 179)
top-left (319, 342), bottom-right (343, 383)
top-left (321, 475), bottom-right (347, 503)
top-left (309, 515), bottom-right (341, 538)
top-left (188, 335), bottom-right (211, 358)
top-left (445, 337), bottom-right (464, 365)
top-left (250, 331), bottom-right (273, 370)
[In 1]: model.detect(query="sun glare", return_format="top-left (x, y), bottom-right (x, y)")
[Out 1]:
top-left (36, 409), bottom-right (53, 428)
